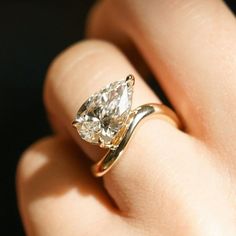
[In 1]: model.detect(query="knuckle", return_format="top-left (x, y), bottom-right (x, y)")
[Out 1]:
top-left (45, 39), bottom-right (118, 85)
top-left (43, 39), bottom-right (119, 108)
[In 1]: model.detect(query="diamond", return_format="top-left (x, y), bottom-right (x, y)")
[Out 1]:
top-left (73, 78), bottom-right (134, 148)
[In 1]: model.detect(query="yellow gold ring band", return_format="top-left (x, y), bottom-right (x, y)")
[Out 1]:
top-left (92, 103), bottom-right (182, 177)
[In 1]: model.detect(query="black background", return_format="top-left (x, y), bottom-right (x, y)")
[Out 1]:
top-left (0, 1), bottom-right (235, 235)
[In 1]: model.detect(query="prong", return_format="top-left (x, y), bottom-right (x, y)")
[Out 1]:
top-left (125, 74), bottom-right (135, 87)
top-left (98, 138), bottom-right (105, 148)
top-left (72, 120), bottom-right (78, 128)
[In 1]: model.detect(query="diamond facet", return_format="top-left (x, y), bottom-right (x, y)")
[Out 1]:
top-left (74, 79), bottom-right (133, 148)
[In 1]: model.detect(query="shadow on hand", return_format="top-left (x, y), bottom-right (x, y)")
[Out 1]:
top-left (18, 136), bottom-right (116, 213)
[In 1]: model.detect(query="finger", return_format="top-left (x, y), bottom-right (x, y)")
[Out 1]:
top-left (16, 136), bottom-right (129, 235)
top-left (87, 0), bottom-right (236, 151)
top-left (43, 40), bottom-right (187, 212)
top-left (42, 40), bottom-right (236, 234)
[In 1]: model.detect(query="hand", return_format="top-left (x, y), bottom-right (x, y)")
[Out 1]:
top-left (17, 1), bottom-right (236, 235)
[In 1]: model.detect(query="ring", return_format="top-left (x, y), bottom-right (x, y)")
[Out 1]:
top-left (72, 75), bottom-right (182, 177)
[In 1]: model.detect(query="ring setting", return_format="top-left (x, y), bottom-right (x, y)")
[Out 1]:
top-left (73, 75), bottom-right (181, 177)
top-left (72, 75), bottom-right (135, 150)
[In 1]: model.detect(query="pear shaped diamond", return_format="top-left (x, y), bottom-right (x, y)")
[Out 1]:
top-left (73, 77), bottom-right (134, 148)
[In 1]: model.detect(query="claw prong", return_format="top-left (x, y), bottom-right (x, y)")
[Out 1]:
top-left (125, 74), bottom-right (135, 87)
top-left (72, 120), bottom-right (78, 128)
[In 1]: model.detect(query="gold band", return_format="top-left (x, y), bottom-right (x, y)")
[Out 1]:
top-left (92, 103), bottom-right (182, 177)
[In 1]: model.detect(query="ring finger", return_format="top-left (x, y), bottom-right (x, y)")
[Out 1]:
top-left (43, 40), bottom-right (235, 235)
top-left (44, 40), bottom-right (187, 213)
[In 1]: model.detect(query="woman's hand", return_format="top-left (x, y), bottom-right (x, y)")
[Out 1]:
top-left (17, 1), bottom-right (236, 235)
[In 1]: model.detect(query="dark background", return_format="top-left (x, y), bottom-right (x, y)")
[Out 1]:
top-left (1, 1), bottom-right (236, 235)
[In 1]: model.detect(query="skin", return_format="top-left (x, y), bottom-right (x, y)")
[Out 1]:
top-left (16, 0), bottom-right (236, 235)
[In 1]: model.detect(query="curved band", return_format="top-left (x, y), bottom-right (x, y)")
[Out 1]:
top-left (92, 103), bottom-right (182, 177)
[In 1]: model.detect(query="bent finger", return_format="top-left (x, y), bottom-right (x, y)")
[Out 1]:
top-left (43, 40), bottom-right (187, 213)
top-left (42, 39), bottom-right (235, 235)
top-left (16, 136), bottom-right (127, 235)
